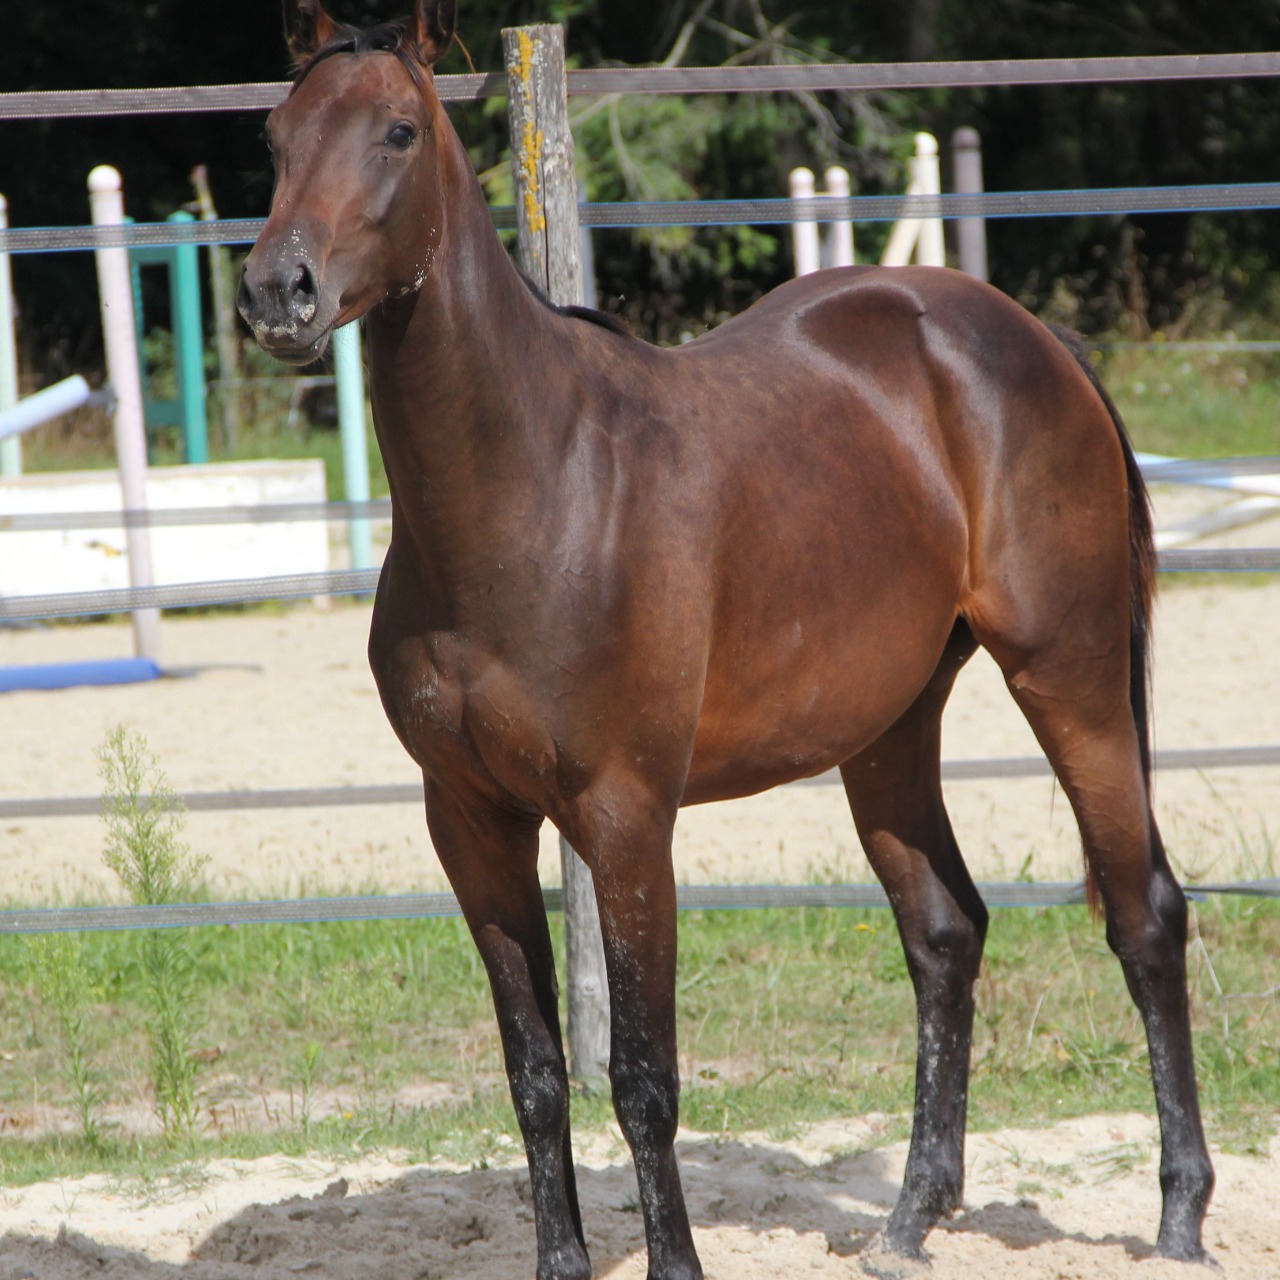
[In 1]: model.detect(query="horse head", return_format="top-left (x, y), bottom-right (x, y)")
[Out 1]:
top-left (237, 0), bottom-right (457, 364)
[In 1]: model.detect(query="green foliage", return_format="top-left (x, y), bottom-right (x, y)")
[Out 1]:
top-left (26, 934), bottom-right (106, 1153)
top-left (98, 728), bottom-right (209, 1144)
top-left (8, 1), bottom-right (1280, 368)
top-left (327, 958), bottom-right (401, 1119)
top-left (99, 728), bottom-right (206, 908)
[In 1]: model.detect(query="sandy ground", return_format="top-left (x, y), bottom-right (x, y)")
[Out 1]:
top-left (0, 1114), bottom-right (1277, 1279)
top-left (0, 486), bottom-right (1277, 1277)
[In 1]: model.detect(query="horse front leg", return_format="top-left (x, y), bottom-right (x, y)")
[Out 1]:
top-left (568, 789), bottom-right (702, 1280)
top-left (425, 777), bottom-right (590, 1280)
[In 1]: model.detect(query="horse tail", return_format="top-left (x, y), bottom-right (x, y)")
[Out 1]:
top-left (1048, 325), bottom-right (1157, 915)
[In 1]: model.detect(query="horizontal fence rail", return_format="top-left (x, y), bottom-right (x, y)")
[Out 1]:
top-left (3, 876), bottom-right (1278, 936)
top-left (4, 52), bottom-right (1280, 121)
top-left (9, 184), bottom-right (1280, 255)
top-left (2, 548), bottom-right (1278, 625)
top-left (0, 499), bottom-right (393, 533)
top-left (5, 458), bottom-right (1278, 535)
top-left (4, 744), bottom-right (1278, 822)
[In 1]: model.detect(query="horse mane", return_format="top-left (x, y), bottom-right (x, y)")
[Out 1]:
top-left (291, 20), bottom-right (429, 90)
top-left (520, 274), bottom-right (633, 337)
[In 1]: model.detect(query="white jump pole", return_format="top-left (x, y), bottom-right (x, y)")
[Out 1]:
top-left (952, 126), bottom-right (989, 281)
top-left (789, 167), bottom-right (821, 276)
top-left (0, 194), bottom-right (21, 477)
top-left (89, 165), bottom-right (161, 663)
top-left (823, 166), bottom-right (855, 268)
top-left (882, 133), bottom-right (945, 269)
top-left (0, 375), bottom-right (96, 440)
top-left (914, 133), bottom-right (946, 268)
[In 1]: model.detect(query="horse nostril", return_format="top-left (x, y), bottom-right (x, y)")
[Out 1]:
top-left (235, 269), bottom-right (256, 322)
top-left (290, 262), bottom-right (318, 323)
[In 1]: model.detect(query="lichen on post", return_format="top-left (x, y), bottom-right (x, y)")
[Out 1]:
top-left (501, 23), bottom-right (585, 309)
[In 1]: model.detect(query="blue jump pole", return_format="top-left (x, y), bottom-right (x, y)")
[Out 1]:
top-left (0, 658), bottom-right (162, 694)
top-left (333, 322), bottom-right (373, 573)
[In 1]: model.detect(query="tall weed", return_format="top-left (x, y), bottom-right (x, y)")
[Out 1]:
top-left (99, 727), bottom-right (209, 1143)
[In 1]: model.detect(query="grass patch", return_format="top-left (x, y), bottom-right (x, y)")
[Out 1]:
top-left (0, 893), bottom-right (1275, 1185)
top-left (1100, 343), bottom-right (1280, 458)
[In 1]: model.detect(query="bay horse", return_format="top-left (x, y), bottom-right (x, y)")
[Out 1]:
top-left (238, 2), bottom-right (1214, 1276)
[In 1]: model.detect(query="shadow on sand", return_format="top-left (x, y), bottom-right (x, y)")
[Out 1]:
top-left (0, 1138), bottom-right (1156, 1279)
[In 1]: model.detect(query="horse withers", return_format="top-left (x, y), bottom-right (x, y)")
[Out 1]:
top-left (238, 3), bottom-right (1215, 1276)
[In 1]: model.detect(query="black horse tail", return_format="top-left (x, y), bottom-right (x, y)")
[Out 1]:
top-left (1049, 325), bottom-right (1157, 915)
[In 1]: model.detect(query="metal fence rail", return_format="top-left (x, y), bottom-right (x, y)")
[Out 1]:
top-left (5, 458), bottom-right (1278, 535)
top-left (3, 51), bottom-right (1280, 121)
top-left (8, 183), bottom-right (1280, 256)
top-left (3, 877), bottom-right (1277, 936)
top-left (2, 548), bottom-right (1277, 625)
top-left (4, 744), bottom-right (1278, 822)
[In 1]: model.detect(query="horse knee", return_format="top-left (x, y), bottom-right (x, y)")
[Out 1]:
top-left (609, 1052), bottom-right (680, 1151)
top-left (1105, 867), bottom-right (1188, 974)
top-left (901, 894), bottom-right (987, 1003)
top-left (509, 1051), bottom-right (571, 1141)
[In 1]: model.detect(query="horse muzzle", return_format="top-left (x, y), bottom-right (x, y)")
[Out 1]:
top-left (237, 240), bottom-right (338, 366)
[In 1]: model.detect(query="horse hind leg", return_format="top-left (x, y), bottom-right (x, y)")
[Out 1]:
top-left (970, 585), bottom-right (1214, 1260)
top-left (840, 622), bottom-right (989, 1264)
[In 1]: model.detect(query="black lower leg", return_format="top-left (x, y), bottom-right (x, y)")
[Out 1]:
top-left (611, 1045), bottom-right (701, 1280)
top-left (1107, 864), bottom-right (1214, 1260)
top-left (884, 885), bottom-right (988, 1255)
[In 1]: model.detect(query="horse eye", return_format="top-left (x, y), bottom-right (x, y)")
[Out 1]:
top-left (386, 123), bottom-right (415, 150)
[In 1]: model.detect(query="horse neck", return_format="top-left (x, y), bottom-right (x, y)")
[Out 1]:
top-left (362, 122), bottom-right (582, 579)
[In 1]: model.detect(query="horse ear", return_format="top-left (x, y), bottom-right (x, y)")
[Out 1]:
top-left (283, 0), bottom-right (339, 64)
top-left (409, 0), bottom-right (457, 66)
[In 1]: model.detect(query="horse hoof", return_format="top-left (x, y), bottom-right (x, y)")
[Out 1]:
top-left (1155, 1241), bottom-right (1219, 1269)
top-left (858, 1232), bottom-right (931, 1279)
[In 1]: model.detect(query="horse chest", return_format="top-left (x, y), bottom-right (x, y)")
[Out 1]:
top-left (372, 628), bottom-right (560, 801)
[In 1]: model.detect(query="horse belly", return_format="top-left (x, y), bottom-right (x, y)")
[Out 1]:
top-left (683, 561), bottom-right (963, 805)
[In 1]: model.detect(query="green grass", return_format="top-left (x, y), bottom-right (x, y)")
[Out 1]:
top-left (0, 894), bottom-right (1275, 1186)
top-left (1100, 343), bottom-right (1280, 458)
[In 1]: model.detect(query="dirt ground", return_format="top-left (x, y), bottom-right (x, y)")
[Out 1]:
top-left (0, 488), bottom-right (1277, 1276)
top-left (0, 1114), bottom-right (1277, 1279)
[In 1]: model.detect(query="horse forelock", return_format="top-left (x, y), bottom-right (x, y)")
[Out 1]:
top-left (290, 21), bottom-right (429, 94)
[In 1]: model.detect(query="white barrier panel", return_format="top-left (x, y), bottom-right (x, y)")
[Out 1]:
top-left (0, 458), bottom-right (329, 597)
top-left (1140, 449), bottom-right (1280, 549)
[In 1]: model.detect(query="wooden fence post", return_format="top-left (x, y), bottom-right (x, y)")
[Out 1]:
top-left (502, 22), bottom-right (611, 1087)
